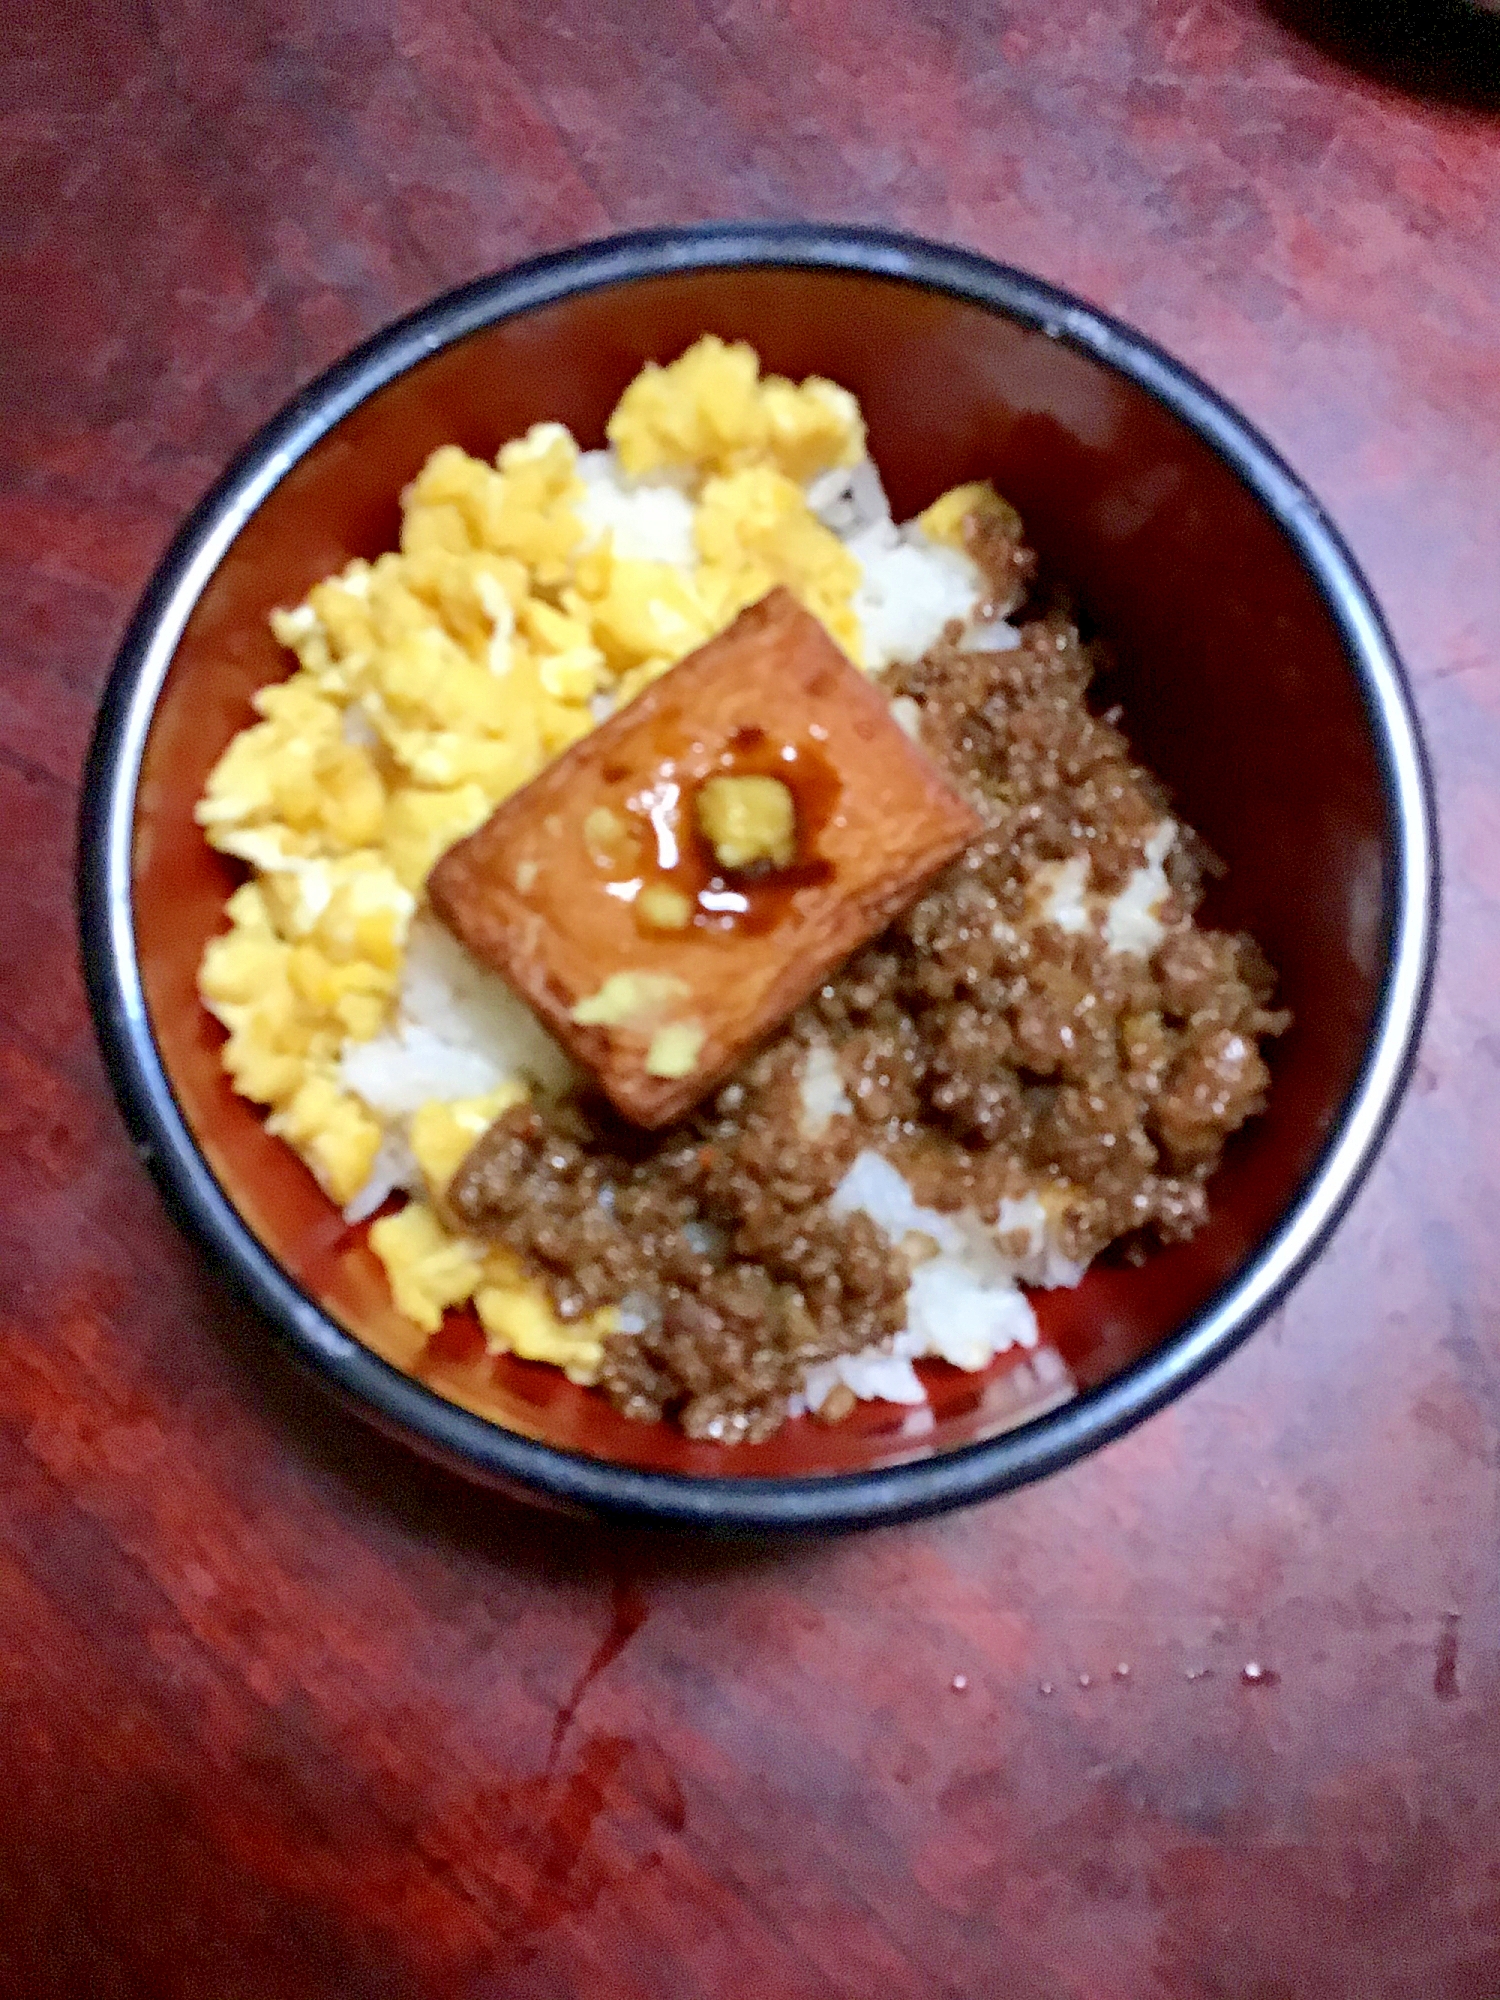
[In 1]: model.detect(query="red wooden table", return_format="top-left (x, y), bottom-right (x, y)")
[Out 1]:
top-left (5, 4), bottom-right (1499, 1993)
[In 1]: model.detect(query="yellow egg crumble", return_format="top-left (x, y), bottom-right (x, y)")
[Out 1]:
top-left (196, 336), bottom-right (995, 1381)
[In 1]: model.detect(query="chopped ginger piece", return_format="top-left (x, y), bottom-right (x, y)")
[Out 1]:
top-left (696, 774), bottom-right (796, 871)
top-left (637, 884), bottom-right (693, 930)
top-left (570, 972), bottom-right (691, 1028)
top-left (645, 1022), bottom-right (706, 1078)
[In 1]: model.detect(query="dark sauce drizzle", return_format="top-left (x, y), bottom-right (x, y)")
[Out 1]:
top-left (603, 726), bottom-right (842, 939)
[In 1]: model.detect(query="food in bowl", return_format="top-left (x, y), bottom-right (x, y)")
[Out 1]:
top-left (195, 336), bottom-right (1289, 1444)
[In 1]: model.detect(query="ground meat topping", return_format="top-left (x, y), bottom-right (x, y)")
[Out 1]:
top-left (447, 550), bottom-right (1289, 1439)
top-left (447, 1047), bottom-right (908, 1442)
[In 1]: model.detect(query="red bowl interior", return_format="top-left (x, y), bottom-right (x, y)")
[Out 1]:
top-left (132, 265), bottom-right (1392, 1479)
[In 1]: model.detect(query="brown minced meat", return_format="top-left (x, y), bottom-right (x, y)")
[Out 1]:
top-left (447, 524), bottom-right (1289, 1443)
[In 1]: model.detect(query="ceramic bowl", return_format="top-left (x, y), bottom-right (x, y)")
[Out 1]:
top-left (79, 224), bottom-right (1436, 1530)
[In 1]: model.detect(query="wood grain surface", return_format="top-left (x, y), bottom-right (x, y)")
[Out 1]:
top-left (4, 3), bottom-right (1499, 1994)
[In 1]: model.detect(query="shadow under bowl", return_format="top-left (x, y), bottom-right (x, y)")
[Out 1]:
top-left (79, 224), bottom-right (1436, 1531)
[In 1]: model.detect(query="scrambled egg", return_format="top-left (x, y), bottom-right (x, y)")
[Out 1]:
top-left (195, 335), bottom-right (983, 1379)
top-left (607, 334), bottom-right (865, 483)
top-left (918, 478), bottom-right (1023, 552)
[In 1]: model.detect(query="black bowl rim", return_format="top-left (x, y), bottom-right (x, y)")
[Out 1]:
top-left (78, 221), bottom-right (1438, 1532)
